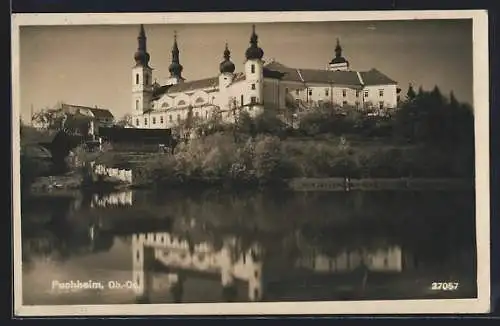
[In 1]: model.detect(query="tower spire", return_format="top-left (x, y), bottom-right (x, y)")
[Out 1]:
top-left (134, 24), bottom-right (150, 66)
top-left (224, 43), bottom-right (231, 61)
top-left (169, 30), bottom-right (183, 79)
top-left (220, 42), bottom-right (235, 74)
top-left (335, 38), bottom-right (342, 58)
top-left (245, 24), bottom-right (264, 61)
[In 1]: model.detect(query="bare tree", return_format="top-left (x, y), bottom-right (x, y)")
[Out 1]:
top-left (115, 114), bottom-right (132, 127)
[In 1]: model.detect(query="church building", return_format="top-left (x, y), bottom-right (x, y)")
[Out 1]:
top-left (130, 24), bottom-right (399, 130)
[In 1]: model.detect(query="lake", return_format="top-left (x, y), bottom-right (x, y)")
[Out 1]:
top-left (20, 188), bottom-right (477, 305)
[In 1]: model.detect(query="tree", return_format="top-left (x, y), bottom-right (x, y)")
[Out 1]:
top-left (31, 107), bottom-right (64, 129)
top-left (115, 114), bottom-right (132, 127)
top-left (406, 83), bottom-right (416, 101)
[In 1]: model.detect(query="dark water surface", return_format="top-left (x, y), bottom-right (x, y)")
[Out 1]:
top-left (21, 189), bottom-right (477, 305)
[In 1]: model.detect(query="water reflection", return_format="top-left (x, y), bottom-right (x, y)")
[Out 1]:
top-left (90, 191), bottom-right (133, 208)
top-left (21, 189), bottom-right (477, 304)
top-left (132, 232), bottom-right (264, 302)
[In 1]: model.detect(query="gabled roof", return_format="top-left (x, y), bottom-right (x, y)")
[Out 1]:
top-left (153, 72), bottom-right (246, 99)
top-left (88, 107), bottom-right (115, 119)
top-left (359, 68), bottom-right (397, 85)
top-left (61, 104), bottom-right (114, 119)
top-left (153, 77), bottom-right (219, 98)
top-left (263, 61), bottom-right (396, 87)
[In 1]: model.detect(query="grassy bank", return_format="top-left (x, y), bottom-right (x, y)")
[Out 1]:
top-left (91, 132), bottom-right (473, 188)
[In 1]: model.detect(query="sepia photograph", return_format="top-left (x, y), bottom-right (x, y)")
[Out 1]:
top-left (12, 11), bottom-right (490, 316)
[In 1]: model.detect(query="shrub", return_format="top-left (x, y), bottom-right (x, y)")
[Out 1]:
top-left (253, 135), bottom-right (288, 182)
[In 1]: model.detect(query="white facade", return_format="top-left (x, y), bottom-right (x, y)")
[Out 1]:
top-left (130, 26), bottom-right (399, 130)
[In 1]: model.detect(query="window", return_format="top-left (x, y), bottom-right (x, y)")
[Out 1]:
top-left (195, 112), bottom-right (199, 118)
top-left (135, 74), bottom-right (139, 85)
top-left (285, 87), bottom-right (289, 93)
top-left (251, 96), bottom-right (257, 104)
top-left (169, 115), bottom-right (172, 122)
top-left (355, 101), bottom-right (360, 108)
top-left (178, 100), bottom-right (186, 106)
top-left (325, 89), bottom-right (329, 97)
top-left (379, 89), bottom-right (384, 97)
top-left (135, 100), bottom-right (139, 111)
top-left (308, 89), bottom-right (312, 96)
top-left (160, 116), bottom-right (164, 124)
top-left (205, 111), bottom-right (209, 119)
top-left (145, 74), bottom-right (149, 86)
top-left (356, 90), bottom-right (360, 97)
top-left (364, 90), bottom-right (369, 98)
top-left (342, 89), bottom-right (347, 97)
top-left (379, 101), bottom-right (384, 109)
top-left (136, 119), bottom-right (139, 126)
top-left (195, 97), bottom-right (204, 104)
top-left (251, 64), bottom-right (255, 73)
top-left (241, 94), bottom-right (244, 105)
top-left (144, 118), bottom-right (148, 125)
top-left (177, 114), bottom-right (181, 122)
top-left (152, 117), bottom-right (156, 124)
top-left (251, 84), bottom-right (256, 90)
top-left (161, 103), bottom-right (169, 108)
top-left (343, 101), bottom-right (348, 106)
top-left (295, 89), bottom-right (300, 96)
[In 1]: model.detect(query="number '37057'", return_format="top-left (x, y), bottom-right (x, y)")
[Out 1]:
top-left (431, 282), bottom-right (459, 291)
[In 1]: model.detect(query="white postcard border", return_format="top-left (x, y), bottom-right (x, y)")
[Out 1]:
top-left (11, 10), bottom-right (491, 316)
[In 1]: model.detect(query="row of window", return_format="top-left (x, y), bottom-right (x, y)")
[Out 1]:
top-left (305, 99), bottom-right (386, 109)
top-left (136, 111), bottom-right (210, 126)
top-left (288, 88), bottom-right (385, 98)
top-left (135, 73), bottom-right (150, 86)
top-left (233, 95), bottom-right (258, 106)
top-left (136, 95), bottom-right (259, 112)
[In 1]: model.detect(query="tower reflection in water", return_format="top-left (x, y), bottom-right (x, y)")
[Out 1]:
top-left (131, 231), bottom-right (408, 303)
top-left (132, 232), bottom-right (263, 302)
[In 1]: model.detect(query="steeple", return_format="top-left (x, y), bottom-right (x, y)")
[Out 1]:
top-left (335, 38), bottom-right (342, 58)
top-left (220, 43), bottom-right (236, 74)
top-left (134, 24), bottom-right (150, 67)
top-left (328, 37), bottom-right (350, 71)
top-left (245, 24), bottom-right (264, 61)
top-left (168, 31), bottom-right (183, 79)
top-left (330, 38), bottom-right (348, 65)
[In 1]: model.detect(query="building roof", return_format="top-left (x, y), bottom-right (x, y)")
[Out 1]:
top-left (151, 62), bottom-right (397, 100)
top-left (98, 126), bottom-right (172, 143)
top-left (263, 61), bottom-right (396, 86)
top-left (61, 104), bottom-right (114, 119)
top-left (153, 72), bottom-right (246, 99)
top-left (153, 77), bottom-right (218, 98)
top-left (359, 68), bottom-right (398, 86)
top-left (89, 107), bottom-right (115, 119)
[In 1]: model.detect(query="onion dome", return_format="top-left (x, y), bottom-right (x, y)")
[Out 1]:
top-left (220, 43), bottom-right (236, 74)
top-left (134, 24), bottom-right (150, 66)
top-left (245, 24), bottom-right (264, 61)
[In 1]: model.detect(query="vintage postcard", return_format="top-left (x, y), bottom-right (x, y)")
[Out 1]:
top-left (12, 10), bottom-right (490, 316)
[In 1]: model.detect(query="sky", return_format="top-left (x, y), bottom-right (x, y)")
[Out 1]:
top-left (19, 19), bottom-right (473, 122)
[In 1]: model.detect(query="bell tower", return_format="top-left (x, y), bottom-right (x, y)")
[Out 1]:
top-left (244, 25), bottom-right (265, 115)
top-left (132, 24), bottom-right (153, 116)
